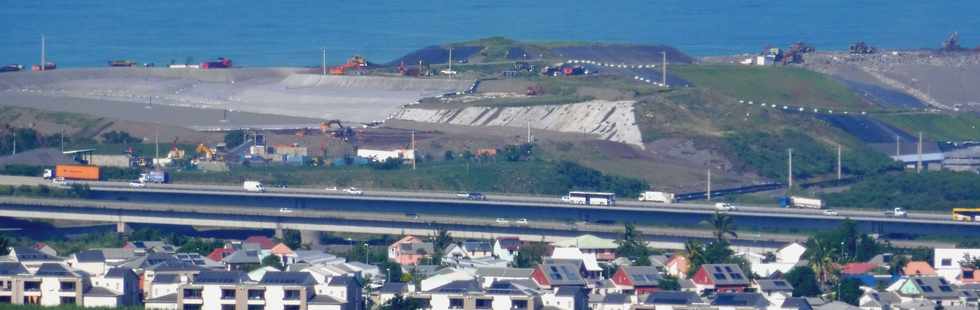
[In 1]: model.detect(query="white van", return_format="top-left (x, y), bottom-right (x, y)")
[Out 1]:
top-left (243, 181), bottom-right (265, 192)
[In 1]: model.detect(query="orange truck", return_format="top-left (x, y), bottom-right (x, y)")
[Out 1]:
top-left (43, 164), bottom-right (101, 181)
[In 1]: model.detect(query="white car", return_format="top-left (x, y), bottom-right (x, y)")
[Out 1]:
top-left (495, 218), bottom-right (510, 224)
top-left (714, 203), bottom-right (736, 211)
top-left (344, 187), bottom-right (363, 195)
top-left (129, 181), bottom-right (146, 188)
top-left (822, 209), bottom-right (839, 216)
top-left (515, 218), bottom-right (529, 225)
top-left (324, 186), bottom-right (338, 191)
top-left (279, 208), bottom-right (293, 213)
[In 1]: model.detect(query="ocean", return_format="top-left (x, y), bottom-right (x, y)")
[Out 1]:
top-left (1, 0), bottom-right (978, 67)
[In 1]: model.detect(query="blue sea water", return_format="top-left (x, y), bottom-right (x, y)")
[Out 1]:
top-left (1, 0), bottom-right (978, 67)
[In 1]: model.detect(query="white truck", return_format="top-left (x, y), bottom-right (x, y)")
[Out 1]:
top-left (243, 181), bottom-right (265, 192)
top-left (638, 191), bottom-right (676, 203)
top-left (714, 202), bottom-right (737, 211)
top-left (884, 208), bottom-right (908, 217)
top-left (780, 196), bottom-right (824, 209)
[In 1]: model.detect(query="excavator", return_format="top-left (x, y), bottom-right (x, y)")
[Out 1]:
top-left (319, 120), bottom-right (356, 142)
top-left (195, 144), bottom-right (217, 161)
top-left (329, 55), bottom-right (368, 75)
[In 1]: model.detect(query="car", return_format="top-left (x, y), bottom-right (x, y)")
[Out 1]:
top-left (495, 218), bottom-right (510, 224)
top-left (822, 209), bottom-right (839, 216)
top-left (515, 218), bottom-right (529, 225)
top-left (405, 213), bottom-right (419, 219)
top-left (344, 187), bottom-right (363, 195)
top-left (324, 186), bottom-right (338, 191)
top-left (129, 181), bottom-right (146, 188)
top-left (714, 202), bottom-right (736, 211)
top-left (279, 208), bottom-right (293, 213)
top-left (465, 192), bottom-right (486, 201)
top-left (455, 192), bottom-right (470, 199)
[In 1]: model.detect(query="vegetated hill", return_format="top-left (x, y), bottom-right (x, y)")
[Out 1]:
top-left (873, 112), bottom-right (980, 141)
top-left (386, 36), bottom-right (694, 65)
top-left (822, 171), bottom-right (980, 211)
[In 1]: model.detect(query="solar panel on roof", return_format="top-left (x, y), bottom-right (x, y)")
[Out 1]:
top-left (940, 286), bottom-right (953, 292)
top-left (724, 266), bottom-right (733, 272)
top-left (774, 281), bottom-right (788, 287)
top-left (714, 273), bottom-right (727, 280)
top-left (714, 266), bottom-right (723, 272)
top-left (922, 286), bottom-right (934, 293)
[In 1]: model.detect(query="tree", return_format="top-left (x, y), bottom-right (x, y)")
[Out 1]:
top-left (177, 238), bottom-right (223, 256)
top-left (616, 223), bottom-right (651, 263)
top-left (443, 150), bottom-right (455, 161)
top-left (224, 130), bottom-right (245, 148)
top-left (837, 278), bottom-right (863, 305)
top-left (100, 130), bottom-right (141, 144)
top-left (433, 228), bottom-right (453, 251)
top-left (262, 255), bottom-right (284, 269)
top-left (370, 157), bottom-right (403, 170)
top-left (282, 230), bottom-right (302, 250)
top-left (380, 261), bottom-right (403, 283)
top-left (784, 266), bottom-right (822, 297)
top-left (804, 237), bottom-right (837, 285)
top-left (709, 211), bottom-right (738, 242)
top-left (658, 274), bottom-right (680, 291)
top-left (514, 242), bottom-right (549, 268)
top-left (379, 294), bottom-right (424, 310)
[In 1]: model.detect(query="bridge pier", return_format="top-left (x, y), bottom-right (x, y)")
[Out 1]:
top-left (274, 224), bottom-right (285, 240)
top-left (116, 221), bottom-right (130, 234)
top-left (300, 230), bottom-right (322, 248)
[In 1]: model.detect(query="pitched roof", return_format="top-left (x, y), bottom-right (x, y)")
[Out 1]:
top-left (496, 237), bottom-right (521, 251)
top-left (486, 280), bottom-right (539, 296)
top-left (244, 236), bottom-right (276, 249)
top-left (644, 291), bottom-right (703, 305)
top-left (399, 242), bottom-right (434, 255)
top-left (0, 262), bottom-right (29, 276)
top-left (152, 274), bottom-right (181, 284)
top-left (477, 267), bottom-right (534, 278)
top-left (621, 265), bottom-right (662, 286)
top-left (463, 240), bottom-right (492, 253)
top-left (711, 293), bottom-right (770, 308)
top-left (602, 293), bottom-right (630, 304)
top-left (782, 297), bottom-right (813, 310)
top-left (378, 282), bottom-right (409, 294)
top-left (903, 261), bottom-right (937, 276)
top-left (538, 263), bottom-right (587, 286)
top-left (85, 286), bottom-right (121, 297)
top-left (904, 277), bottom-right (960, 300)
top-left (551, 247), bottom-right (601, 272)
top-left (193, 271), bottom-right (250, 285)
top-left (756, 279), bottom-right (795, 292)
top-left (222, 250), bottom-right (261, 265)
top-left (309, 294), bottom-right (346, 305)
top-left (74, 250), bottom-right (105, 263)
top-left (428, 279), bottom-right (482, 294)
top-left (260, 272), bottom-right (316, 286)
top-left (12, 246), bottom-right (62, 262)
top-left (328, 276), bottom-right (356, 287)
top-left (552, 234), bottom-right (617, 249)
top-left (105, 267), bottom-right (135, 279)
top-left (840, 262), bottom-right (879, 275)
top-left (207, 248), bottom-right (235, 262)
top-left (145, 293), bottom-right (178, 304)
top-left (34, 263), bottom-right (76, 277)
top-left (701, 264), bottom-right (750, 286)
top-left (556, 286), bottom-right (585, 296)
top-left (270, 243), bottom-right (295, 256)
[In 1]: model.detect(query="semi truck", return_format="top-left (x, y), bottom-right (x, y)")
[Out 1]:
top-left (139, 171), bottom-right (169, 184)
top-left (779, 196), bottom-right (824, 209)
top-left (243, 181), bottom-right (265, 192)
top-left (43, 164), bottom-right (100, 181)
top-left (638, 191), bottom-right (676, 203)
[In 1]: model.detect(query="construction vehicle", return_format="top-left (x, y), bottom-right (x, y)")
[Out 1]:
top-left (330, 55), bottom-right (368, 75)
top-left (942, 32), bottom-right (963, 52)
top-left (195, 144), bottom-right (217, 160)
top-left (167, 138), bottom-right (185, 159)
top-left (781, 42), bottom-right (815, 64)
top-left (139, 170), bottom-right (169, 184)
top-left (31, 63), bottom-right (56, 71)
top-left (201, 57), bottom-right (232, 69)
top-left (526, 85), bottom-right (543, 96)
top-left (320, 120), bottom-right (355, 141)
top-left (108, 60), bottom-right (137, 67)
top-left (848, 42), bottom-right (876, 54)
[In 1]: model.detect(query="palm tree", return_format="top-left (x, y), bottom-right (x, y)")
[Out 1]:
top-left (804, 237), bottom-right (837, 285)
top-left (684, 240), bottom-right (706, 278)
top-left (709, 211), bottom-right (737, 242)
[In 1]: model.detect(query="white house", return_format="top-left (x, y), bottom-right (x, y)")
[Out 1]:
top-left (934, 248), bottom-right (980, 283)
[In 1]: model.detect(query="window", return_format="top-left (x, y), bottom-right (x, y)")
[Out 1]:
top-left (512, 299), bottom-right (529, 310)
top-left (942, 259), bottom-right (953, 266)
top-left (284, 306), bottom-right (300, 310)
top-left (284, 289), bottom-right (301, 300)
top-left (60, 281), bottom-right (76, 292)
top-left (247, 306), bottom-right (263, 310)
top-left (183, 288), bottom-right (202, 298)
top-left (221, 305), bottom-right (235, 310)
top-left (221, 289), bottom-right (236, 300)
top-left (24, 281), bottom-right (41, 291)
top-left (476, 298), bottom-right (493, 309)
top-left (248, 289), bottom-right (265, 300)
top-left (450, 298), bottom-right (465, 309)
top-left (183, 304), bottom-right (202, 310)
top-left (59, 297), bottom-right (76, 305)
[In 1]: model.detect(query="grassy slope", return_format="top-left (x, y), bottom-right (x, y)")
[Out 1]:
top-left (673, 65), bottom-right (867, 110)
top-left (873, 113), bottom-right (980, 141)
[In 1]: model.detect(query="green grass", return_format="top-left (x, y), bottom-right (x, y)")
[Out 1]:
top-left (672, 64), bottom-right (867, 110)
top-left (873, 113), bottom-right (980, 141)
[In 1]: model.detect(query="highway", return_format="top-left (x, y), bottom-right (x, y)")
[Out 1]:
top-left (0, 175), bottom-right (976, 239)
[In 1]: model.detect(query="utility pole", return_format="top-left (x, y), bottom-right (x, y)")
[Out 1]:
top-left (60, 127), bottom-right (65, 153)
top-left (154, 127), bottom-right (160, 160)
top-left (916, 131), bottom-right (923, 173)
top-left (411, 130), bottom-right (416, 170)
top-left (321, 47), bottom-right (327, 76)
top-left (895, 135), bottom-right (901, 157)
top-left (837, 144), bottom-right (842, 180)
top-left (787, 148), bottom-right (794, 188)
top-left (706, 169), bottom-right (712, 201)
top-left (40, 34), bottom-right (46, 71)
top-left (527, 119), bottom-right (532, 144)
top-left (11, 140), bottom-right (15, 155)
top-left (448, 47), bottom-right (453, 78)
top-left (661, 51), bottom-right (667, 87)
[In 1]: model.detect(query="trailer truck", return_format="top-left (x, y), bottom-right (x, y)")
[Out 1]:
top-left (779, 196), bottom-right (823, 209)
top-left (638, 191), bottom-right (676, 203)
top-left (43, 165), bottom-right (100, 181)
top-left (139, 171), bottom-right (169, 184)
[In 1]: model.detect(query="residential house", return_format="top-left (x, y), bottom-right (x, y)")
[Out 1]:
top-left (244, 236), bottom-right (277, 250)
top-left (493, 237), bottom-right (521, 262)
top-left (541, 286), bottom-right (587, 310)
top-left (552, 235), bottom-right (617, 261)
top-left (692, 264), bottom-right (751, 294)
top-left (840, 263), bottom-right (887, 287)
top-left (426, 279), bottom-right (484, 310)
top-left (9, 247), bottom-right (64, 271)
top-left (475, 268), bottom-right (534, 288)
top-left (93, 248), bottom-right (137, 266)
top-left (315, 276), bottom-right (363, 310)
top-left (780, 297), bottom-right (813, 310)
top-left (207, 248), bottom-right (235, 263)
top-left (85, 267), bottom-right (141, 308)
top-left (2, 262), bottom-right (86, 306)
top-left (611, 266), bottom-right (663, 295)
top-left (859, 288), bottom-right (902, 310)
top-left (934, 248), bottom-right (980, 284)
top-left (148, 274), bottom-right (186, 299)
top-left (550, 248), bottom-right (602, 279)
top-left (531, 263), bottom-right (587, 289)
top-left (271, 243), bottom-right (297, 266)
top-left (222, 249), bottom-right (263, 271)
top-left (710, 292), bottom-right (770, 310)
top-left (69, 250), bottom-right (107, 276)
top-left (483, 280), bottom-right (541, 310)
top-left (888, 276), bottom-right (976, 307)
top-left (751, 243), bottom-right (808, 278)
top-left (593, 293), bottom-right (632, 310)
top-left (124, 241), bottom-right (177, 255)
top-left (635, 291), bottom-right (704, 310)
top-left (375, 282), bottom-right (411, 305)
top-left (388, 236), bottom-right (434, 266)
top-left (754, 279), bottom-right (795, 306)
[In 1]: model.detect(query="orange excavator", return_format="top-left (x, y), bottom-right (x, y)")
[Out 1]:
top-left (329, 55), bottom-right (368, 75)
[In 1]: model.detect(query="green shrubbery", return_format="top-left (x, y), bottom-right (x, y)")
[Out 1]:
top-left (823, 171), bottom-right (980, 211)
top-left (724, 130), bottom-right (895, 180)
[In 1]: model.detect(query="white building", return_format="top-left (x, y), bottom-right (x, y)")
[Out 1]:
top-left (934, 248), bottom-right (980, 283)
top-left (356, 149), bottom-right (415, 162)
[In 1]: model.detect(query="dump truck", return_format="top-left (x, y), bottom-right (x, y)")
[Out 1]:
top-left (43, 164), bottom-right (101, 181)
